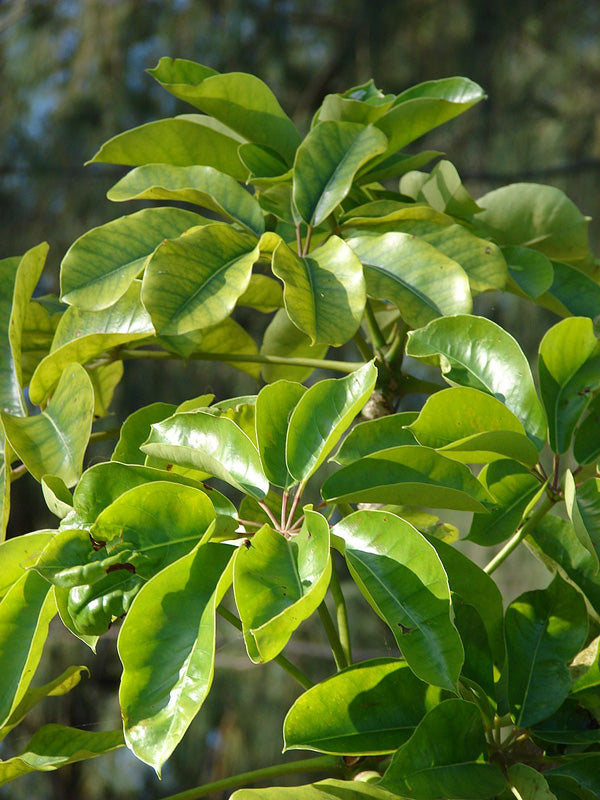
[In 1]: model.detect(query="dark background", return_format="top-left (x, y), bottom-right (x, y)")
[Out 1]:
top-left (1, 1), bottom-right (599, 797)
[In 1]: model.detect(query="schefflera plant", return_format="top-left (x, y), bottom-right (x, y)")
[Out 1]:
top-left (0, 57), bottom-right (599, 799)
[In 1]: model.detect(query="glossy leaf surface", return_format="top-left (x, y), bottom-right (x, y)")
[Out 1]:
top-left (2, 363), bottom-right (94, 486)
top-left (333, 510), bottom-right (463, 690)
top-left (332, 412), bottom-right (418, 465)
top-left (322, 445), bottom-right (495, 512)
top-left (565, 475), bottom-right (600, 572)
top-left (506, 574), bottom-right (588, 727)
top-left (286, 361), bottom-right (377, 483)
top-left (60, 208), bottom-right (202, 310)
top-left (381, 699), bottom-right (506, 799)
top-left (142, 410), bottom-right (269, 498)
top-left (119, 543), bottom-right (233, 773)
top-left (538, 317), bottom-right (600, 453)
top-left (234, 512), bottom-right (331, 662)
top-left (347, 232), bottom-right (471, 329)
top-left (141, 224), bottom-right (259, 336)
top-left (406, 314), bottom-right (547, 448)
top-left (232, 779), bottom-right (401, 799)
top-left (255, 380), bottom-right (306, 488)
top-left (408, 387), bottom-right (539, 465)
top-left (293, 122), bottom-right (387, 226)
top-left (284, 658), bottom-right (440, 755)
top-left (108, 164), bottom-right (265, 236)
top-left (0, 531), bottom-right (53, 600)
top-left (111, 402), bottom-right (177, 465)
top-left (272, 237), bottom-right (366, 346)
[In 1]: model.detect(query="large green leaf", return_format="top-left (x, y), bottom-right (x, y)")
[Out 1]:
top-left (505, 574), bottom-right (588, 727)
top-left (380, 699), bottom-right (506, 799)
top-left (119, 543), bottom-right (233, 773)
top-left (141, 223), bottom-right (259, 336)
top-left (400, 160), bottom-right (482, 218)
top-left (0, 531), bottom-right (54, 600)
top-left (408, 387), bottom-right (539, 465)
top-left (531, 698), bottom-right (600, 745)
top-left (316, 80), bottom-right (395, 126)
top-left (322, 445), bottom-right (495, 512)
top-left (0, 438), bottom-right (10, 541)
top-left (237, 273), bottom-right (283, 313)
top-left (426, 536), bottom-right (505, 666)
top-left (477, 183), bottom-right (591, 263)
top-left (539, 260), bottom-right (600, 318)
top-left (29, 282), bottom-right (154, 404)
top-left (60, 208), bottom-right (203, 311)
top-left (284, 658), bottom-right (440, 755)
top-left (293, 122), bottom-right (387, 227)
top-left (333, 510), bottom-right (463, 690)
top-left (0, 244), bottom-right (48, 416)
top-left (373, 77), bottom-right (485, 155)
top-left (286, 361), bottom-right (377, 483)
top-left (0, 725), bottom-right (123, 786)
top-left (506, 764), bottom-right (557, 800)
top-left (545, 775), bottom-right (597, 800)
top-left (20, 299), bottom-right (61, 387)
top-left (260, 308), bottom-right (329, 383)
top-left (332, 412), bottom-right (418, 465)
top-left (545, 756), bottom-right (600, 795)
top-left (565, 475), bottom-right (600, 573)
top-left (0, 570), bottom-right (56, 726)
top-left (148, 58), bottom-right (302, 164)
top-left (406, 315), bottom-right (547, 448)
top-left (574, 395), bottom-right (600, 465)
top-left (527, 515), bottom-right (600, 619)
top-left (142, 410), bottom-right (269, 498)
top-left (538, 317), bottom-right (600, 454)
top-left (111, 402), bottom-right (177, 465)
top-left (346, 232), bottom-right (471, 329)
top-left (2, 363), bottom-right (94, 487)
top-left (108, 164), bottom-right (265, 236)
top-left (234, 512), bottom-right (331, 663)
top-left (467, 460), bottom-right (541, 546)
top-left (0, 664), bottom-right (87, 741)
top-left (88, 116), bottom-right (249, 181)
top-left (272, 237), bottom-right (366, 347)
top-left (255, 380), bottom-right (306, 488)
top-left (232, 779), bottom-right (401, 800)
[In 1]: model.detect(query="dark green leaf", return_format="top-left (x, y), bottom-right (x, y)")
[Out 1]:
top-left (333, 510), bottom-right (463, 690)
top-left (506, 764), bottom-right (557, 800)
top-left (255, 380), bottom-right (306, 488)
top-left (502, 245), bottom-right (554, 299)
top-left (546, 756), bottom-right (600, 795)
top-left (284, 658), bottom-right (440, 755)
top-left (539, 260), bottom-right (600, 318)
top-left (574, 395), bottom-right (600, 465)
top-left (381, 699), bottom-right (506, 799)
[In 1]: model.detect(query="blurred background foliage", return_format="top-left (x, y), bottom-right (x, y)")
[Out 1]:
top-left (1, 1), bottom-right (599, 797)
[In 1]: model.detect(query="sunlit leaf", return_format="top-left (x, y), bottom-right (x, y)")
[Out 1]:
top-left (400, 160), bottom-right (482, 218)
top-left (255, 380), bottom-right (306, 488)
top-left (332, 412), bottom-right (418, 465)
top-left (565, 474), bottom-right (600, 573)
top-left (0, 531), bottom-right (54, 601)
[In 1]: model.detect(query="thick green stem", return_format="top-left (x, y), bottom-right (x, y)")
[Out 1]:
top-left (318, 601), bottom-right (349, 670)
top-left (363, 300), bottom-right (387, 353)
top-left (353, 329), bottom-right (374, 361)
top-left (161, 756), bottom-right (341, 800)
top-left (117, 348), bottom-right (362, 374)
top-left (329, 565), bottom-right (352, 665)
top-left (216, 606), bottom-right (313, 690)
top-left (483, 493), bottom-right (557, 575)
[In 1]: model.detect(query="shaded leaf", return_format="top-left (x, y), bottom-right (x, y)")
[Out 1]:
top-left (505, 574), bottom-right (588, 727)
top-left (333, 510), bottom-right (463, 690)
top-left (119, 543), bottom-right (233, 773)
top-left (284, 658), bottom-right (440, 755)
top-left (539, 260), bottom-right (600, 318)
top-left (60, 208), bottom-right (203, 310)
top-left (400, 160), bottom-right (482, 218)
top-left (502, 245), bottom-right (554, 299)
top-left (255, 380), bottom-right (306, 488)
top-left (29, 282), bottom-right (154, 404)
top-left (3, 363), bottom-right (94, 487)
top-left (108, 164), bottom-right (265, 236)
top-left (565, 475), bottom-right (600, 573)
top-left (234, 512), bottom-right (331, 662)
top-left (272, 237), bottom-right (366, 347)
top-left (381, 699), bottom-right (506, 799)
top-left (574, 395), bottom-right (600, 465)
top-left (237, 274), bottom-right (283, 312)
top-left (112, 402), bottom-right (177, 465)
top-left (293, 122), bottom-right (387, 227)
top-left (286, 362), bottom-right (377, 483)
top-left (0, 531), bottom-right (53, 600)
top-left (41, 474), bottom-right (73, 520)
top-left (20, 300), bottom-right (61, 387)
top-left (507, 764), bottom-right (557, 800)
top-left (332, 412), bottom-right (418, 465)
top-left (260, 308), bottom-right (329, 383)
top-left (406, 315), bottom-right (547, 448)
top-left (545, 756), bottom-right (600, 795)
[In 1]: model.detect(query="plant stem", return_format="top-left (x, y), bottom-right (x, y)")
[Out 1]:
top-left (9, 463), bottom-right (27, 482)
top-left (281, 490), bottom-right (289, 530)
top-left (483, 493), bottom-right (557, 575)
top-left (161, 756), bottom-right (341, 800)
top-left (258, 500), bottom-right (281, 530)
top-left (89, 428), bottom-right (120, 443)
top-left (296, 224), bottom-right (303, 256)
top-left (302, 224), bottom-right (314, 256)
top-left (117, 348), bottom-right (363, 374)
top-left (353, 329), bottom-right (373, 361)
top-left (329, 565), bottom-right (352, 665)
top-left (318, 601), bottom-right (349, 670)
top-left (286, 481), bottom-right (306, 530)
top-left (363, 300), bottom-right (387, 353)
top-left (216, 606), bottom-right (313, 689)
